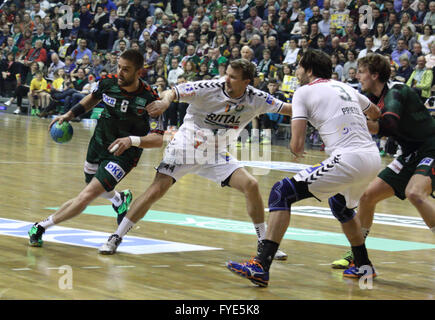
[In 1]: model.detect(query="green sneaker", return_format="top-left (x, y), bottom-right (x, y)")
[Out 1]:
top-left (379, 150), bottom-right (386, 157)
top-left (31, 108), bottom-right (36, 116)
top-left (28, 223), bottom-right (45, 247)
top-left (331, 249), bottom-right (353, 269)
top-left (113, 190), bottom-right (133, 225)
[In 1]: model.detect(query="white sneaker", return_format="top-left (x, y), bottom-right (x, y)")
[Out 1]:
top-left (13, 107), bottom-right (20, 114)
top-left (274, 249), bottom-right (288, 261)
top-left (5, 100), bottom-right (11, 106)
top-left (99, 234), bottom-right (122, 255)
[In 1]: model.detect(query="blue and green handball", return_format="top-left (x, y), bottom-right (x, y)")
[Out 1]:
top-left (50, 121), bottom-right (73, 143)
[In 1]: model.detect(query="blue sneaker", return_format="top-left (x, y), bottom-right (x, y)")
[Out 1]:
top-left (226, 258), bottom-right (269, 287)
top-left (343, 265), bottom-right (377, 279)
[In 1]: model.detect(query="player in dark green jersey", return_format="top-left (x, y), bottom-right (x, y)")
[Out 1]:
top-left (28, 49), bottom-right (164, 247)
top-left (332, 53), bottom-right (435, 269)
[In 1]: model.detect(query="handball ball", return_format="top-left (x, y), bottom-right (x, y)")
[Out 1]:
top-left (50, 121), bottom-right (73, 143)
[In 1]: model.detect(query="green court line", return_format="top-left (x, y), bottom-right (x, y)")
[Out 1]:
top-left (47, 206), bottom-right (435, 252)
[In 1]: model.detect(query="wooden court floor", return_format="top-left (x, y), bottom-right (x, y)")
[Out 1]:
top-left (0, 113), bottom-right (434, 300)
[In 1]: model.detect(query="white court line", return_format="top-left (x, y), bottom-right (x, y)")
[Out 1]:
top-left (115, 265), bottom-right (136, 268)
top-left (186, 264), bottom-right (205, 267)
top-left (81, 266), bottom-right (103, 269)
top-left (11, 268), bottom-right (32, 271)
top-left (152, 265), bottom-right (170, 268)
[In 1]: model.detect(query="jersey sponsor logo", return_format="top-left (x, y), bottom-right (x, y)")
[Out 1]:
top-left (418, 157), bottom-right (434, 167)
top-left (204, 113), bottom-right (241, 128)
top-left (388, 159), bottom-right (403, 174)
top-left (150, 121), bottom-right (158, 129)
top-left (104, 161), bottom-right (125, 182)
top-left (265, 94), bottom-right (275, 106)
top-left (102, 93), bottom-right (116, 107)
top-left (135, 97), bottom-right (147, 106)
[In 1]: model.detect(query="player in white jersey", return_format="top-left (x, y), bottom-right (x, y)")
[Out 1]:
top-left (99, 59), bottom-right (292, 257)
top-left (227, 49), bottom-right (382, 287)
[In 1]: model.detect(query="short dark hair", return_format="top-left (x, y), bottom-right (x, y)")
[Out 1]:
top-left (299, 49), bottom-right (332, 79)
top-left (229, 59), bottom-right (256, 84)
top-left (119, 49), bottom-right (144, 71)
top-left (357, 53), bottom-right (391, 83)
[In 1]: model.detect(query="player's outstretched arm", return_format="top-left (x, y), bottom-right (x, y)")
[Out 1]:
top-left (279, 102), bottom-right (292, 116)
top-left (49, 94), bottom-right (101, 130)
top-left (108, 133), bottom-right (164, 156)
top-left (146, 89), bottom-right (176, 117)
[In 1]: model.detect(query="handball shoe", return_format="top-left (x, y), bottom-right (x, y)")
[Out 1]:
top-left (28, 223), bottom-right (45, 247)
top-left (226, 258), bottom-right (269, 287)
top-left (343, 265), bottom-right (377, 279)
top-left (99, 234), bottom-right (122, 255)
top-left (331, 249), bottom-right (354, 269)
top-left (113, 190), bottom-right (132, 225)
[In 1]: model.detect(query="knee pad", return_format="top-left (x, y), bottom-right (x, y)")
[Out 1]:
top-left (268, 177), bottom-right (313, 212)
top-left (328, 194), bottom-right (356, 223)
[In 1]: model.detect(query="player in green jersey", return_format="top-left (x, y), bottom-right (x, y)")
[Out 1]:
top-left (28, 49), bottom-right (164, 247)
top-left (332, 53), bottom-right (435, 269)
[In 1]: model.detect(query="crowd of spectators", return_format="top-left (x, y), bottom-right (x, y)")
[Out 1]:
top-left (0, 0), bottom-right (434, 135)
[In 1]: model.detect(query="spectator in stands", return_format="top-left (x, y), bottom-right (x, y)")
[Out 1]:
top-left (392, 38), bottom-right (413, 66)
top-left (397, 54), bottom-right (414, 82)
top-left (418, 24), bottom-right (435, 54)
top-left (25, 39), bottom-right (47, 67)
top-left (342, 49), bottom-right (357, 81)
top-left (103, 52), bottom-right (118, 75)
top-left (410, 41), bottom-right (425, 67)
top-left (167, 57), bottom-right (184, 87)
top-left (47, 53), bottom-right (65, 81)
top-left (71, 39), bottom-right (93, 63)
top-left (376, 34), bottom-right (393, 55)
top-left (407, 55), bottom-right (434, 99)
top-left (344, 67), bottom-right (359, 90)
top-left (28, 70), bottom-right (49, 116)
top-left (425, 41), bottom-right (435, 68)
top-left (0, 52), bottom-right (20, 97)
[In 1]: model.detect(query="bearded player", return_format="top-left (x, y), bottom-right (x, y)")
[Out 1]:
top-left (28, 49), bottom-right (164, 247)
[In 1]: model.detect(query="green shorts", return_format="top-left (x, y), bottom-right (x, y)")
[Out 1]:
top-left (378, 140), bottom-right (435, 200)
top-left (84, 135), bottom-right (142, 191)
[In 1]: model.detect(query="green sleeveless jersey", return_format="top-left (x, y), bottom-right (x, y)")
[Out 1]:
top-left (368, 83), bottom-right (435, 155)
top-left (91, 74), bottom-right (164, 146)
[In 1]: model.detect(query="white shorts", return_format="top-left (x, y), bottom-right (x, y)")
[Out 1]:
top-left (294, 151), bottom-right (382, 208)
top-left (157, 127), bottom-right (243, 185)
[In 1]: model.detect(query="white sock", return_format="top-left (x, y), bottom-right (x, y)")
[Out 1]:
top-left (100, 190), bottom-right (123, 207)
top-left (361, 227), bottom-right (370, 239)
top-left (115, 217), bottom-right (135, 238)
top-left (254, 223), bottom-right (266, 241)
top-left (431, 227), bottom-right (435, 235)
top-left (380, 139), bottom-right (386, 150)
top-left (38, 215), bottom-right (55, 229)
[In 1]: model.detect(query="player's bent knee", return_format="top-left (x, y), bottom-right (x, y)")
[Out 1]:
top-left (268, 177), bottom-right (312, 212)
top-left (328, 194), bottom-right (356, 223)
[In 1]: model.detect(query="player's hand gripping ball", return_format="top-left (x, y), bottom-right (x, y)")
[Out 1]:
top-left (50, 121), bottom-right (73, 143)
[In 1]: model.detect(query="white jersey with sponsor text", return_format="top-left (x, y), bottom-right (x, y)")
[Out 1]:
top-left (291, 78), bottom-right (378, 155)
top-left (174, 79), bottom-right (284, 137)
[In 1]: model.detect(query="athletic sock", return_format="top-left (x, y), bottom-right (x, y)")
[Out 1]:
top-left (254, 222), bottom-right (266, 241)
top-left (379, 139), bottom-right (386, 151)
top-left (38, 215), bottom-right (55, 229)
top-left (115, 217), bottom-right (135, 238)
top-left (256, 239), bottom-right (279, 272)
top-left (109, 191), bottom-right (123, 207)
top-left (351, 243), bottom-right (371, 267)
top-left (361, 227), bottom-right (370, 239)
